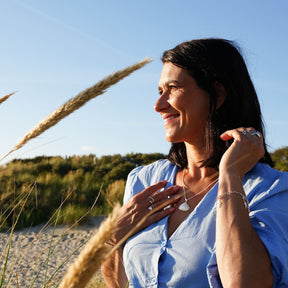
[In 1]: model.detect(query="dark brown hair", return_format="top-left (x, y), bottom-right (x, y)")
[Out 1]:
top-left (161, 38), bottom-right (273, 169)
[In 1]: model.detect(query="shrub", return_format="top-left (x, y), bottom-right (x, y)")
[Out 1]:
top-left (57, 204), bottom-right (87, 225)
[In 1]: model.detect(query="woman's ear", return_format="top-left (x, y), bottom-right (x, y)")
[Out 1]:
top-left (214, 81), bottom-right (227, 109)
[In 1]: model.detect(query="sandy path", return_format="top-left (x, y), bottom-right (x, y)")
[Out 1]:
top-left (0, 217), bottom-right (106, 287)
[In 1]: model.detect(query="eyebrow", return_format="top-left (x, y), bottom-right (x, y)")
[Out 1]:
top-left (158, 80), bottom-right (181, 89)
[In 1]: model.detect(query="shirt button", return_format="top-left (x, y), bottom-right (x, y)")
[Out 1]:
top-left (145, 277), bottom-right (157, 285)
top-left (160, 241), bottom-right (166, 247)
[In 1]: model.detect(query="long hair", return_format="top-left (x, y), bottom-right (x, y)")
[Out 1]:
top-left (161, 38), bottom-right (273, 169)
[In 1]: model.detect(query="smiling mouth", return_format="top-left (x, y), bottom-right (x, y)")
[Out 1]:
top-left (164, 114), bottom-right (180, 124)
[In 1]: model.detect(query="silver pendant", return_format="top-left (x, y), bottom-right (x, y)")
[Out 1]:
top-left (178, 201), bottom-right (190, 211)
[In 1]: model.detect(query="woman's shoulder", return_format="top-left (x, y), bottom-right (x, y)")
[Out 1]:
top-left (127, 159), bottom-right (177, 185)
top-left (129, 159), bottom-right (175, 178)
top-left (247, 165), bottom-right (288, 286)
top-left (123, 159), bottom-right (177, 203)
top-left (250, 162), bottom-right (288, 183)
top-left (245, 162), bottom-right (288, 199)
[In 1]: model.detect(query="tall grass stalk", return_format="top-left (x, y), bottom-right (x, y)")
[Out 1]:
top-left (58, 196), bottom-right (179, 288)
top-left (33, 204), bottom-right (64, 288)
top-left (39, 185), bottom-right (103, 287)
top-left (2, 188), bottom-right (72, 287)
top-left (58, 204), bottom-right (121, 288)
top-left (0, 92), bottom-right (15, 105)
top-left (0, 183), bottom-right (37, 231)
top-left (9, 185), bottom-right (102, 288)
top-left (0, 186), bottom-right (33, 287)
top-left (0, 58), bottom-right (151, 162)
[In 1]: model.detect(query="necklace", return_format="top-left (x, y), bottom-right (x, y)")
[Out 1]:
top-left (178, 169), bottom-right (218, 211)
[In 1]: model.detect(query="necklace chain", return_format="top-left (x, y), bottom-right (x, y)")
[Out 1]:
top-left (178, 168), bottom-right (218, 211)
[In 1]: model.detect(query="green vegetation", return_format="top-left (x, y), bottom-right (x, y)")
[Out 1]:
top-left (0, 148), bottom-right (287, 287)
top-left (271, 146), bottom-right (288, 171)
top-left (0, 153), bottom-right (165, 230)
top-left (1, 147), bottom-right (287, 231)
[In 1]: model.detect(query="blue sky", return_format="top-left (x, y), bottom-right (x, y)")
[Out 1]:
top-left (0, 0), bottom-right (287, 163)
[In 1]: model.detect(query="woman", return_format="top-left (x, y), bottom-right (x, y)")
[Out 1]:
top-left (101, 39), bottom-right (288, 287)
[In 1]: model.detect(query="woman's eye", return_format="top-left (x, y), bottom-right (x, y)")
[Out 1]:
top-left (158, 85), bottom-right (176, 95)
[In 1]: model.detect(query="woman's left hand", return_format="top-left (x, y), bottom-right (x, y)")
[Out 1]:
top-left (216, 129), bottom-right (274, 287)
top-left (219, 127), bottom-right (265, 179)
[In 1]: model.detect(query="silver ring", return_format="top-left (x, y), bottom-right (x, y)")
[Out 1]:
top-left (242, 129), bottom-right (248, 136)
top-left (148, 206), bottom-right (153, 211)
top-left (250, 131), bottom-right (261, 138)
top-left (148, 196), bottom-right (155, 204)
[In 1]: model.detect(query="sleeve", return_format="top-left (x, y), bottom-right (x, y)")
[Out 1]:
top-left (207, 170), bottom-right (288, 288)
top-left (249, 172), bottom-right (288, 287)
top-left (123, 166), bottom-right (145, 204)
top-left (123, 159), bottom-right (174, 205)
top-left (206, 253), bottom-right (223, 288)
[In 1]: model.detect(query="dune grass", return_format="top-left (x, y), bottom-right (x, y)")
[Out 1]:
top-left (0, 184), bottom-right (113, 287)
top-left (0, 58), bottom-right (152, 287)
top-left (0, 58), bottom-right (151, 162)
top-left (58, 204), bottom-right (121, 288)
top-left (0, 92), bottom-right (15, 105)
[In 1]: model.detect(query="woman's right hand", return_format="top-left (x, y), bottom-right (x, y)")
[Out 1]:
top-left (110, 180), bottom-right (181, 245)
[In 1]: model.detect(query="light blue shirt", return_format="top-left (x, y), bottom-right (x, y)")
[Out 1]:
top-left (123, 159), bottom-right (288, 287)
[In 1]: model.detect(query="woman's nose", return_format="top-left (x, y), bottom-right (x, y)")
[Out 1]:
top-left (154, 93), bottom-right (170, 112)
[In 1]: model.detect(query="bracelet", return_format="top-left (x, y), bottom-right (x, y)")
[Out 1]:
top-left (215, 191), bottom-right (250, 213)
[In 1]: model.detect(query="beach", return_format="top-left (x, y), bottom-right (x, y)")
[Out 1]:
top-left (0, 217), bottom-right (105, 287)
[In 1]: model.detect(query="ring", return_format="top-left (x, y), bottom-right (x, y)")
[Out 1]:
top-left (148, 196), bottom-right (155, 204)
top-left (250, 131), bottom-right (261, 138)
top-left (242, 129), bottom-right (247, 136)
top-left (148, 206), bottom-right (153, 211)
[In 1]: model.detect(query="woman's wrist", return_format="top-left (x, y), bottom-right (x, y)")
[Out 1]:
top-left (215, 191), bottom-right (250, 213)
top-left (216, 170), bottom-right (250, 213)
top-left (218, 171), bottom-right (243, 194)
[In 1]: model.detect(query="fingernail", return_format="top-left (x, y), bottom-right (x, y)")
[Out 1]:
top-left (167, 207), bottom-right (176, 213)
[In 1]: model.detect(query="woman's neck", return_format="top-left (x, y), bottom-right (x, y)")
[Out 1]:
top-left (184, 142), bottom-right (217, 180)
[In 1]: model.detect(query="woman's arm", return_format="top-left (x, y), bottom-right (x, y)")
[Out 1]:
top-left (216, 128), bottom-right (274, 288)
top-left (101, 181), bottom-right (181, 287)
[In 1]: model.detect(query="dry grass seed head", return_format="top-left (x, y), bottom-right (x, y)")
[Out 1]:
top-left (58, 203), bottom-right (121, 288)
top-left (0, 92), bottom-right (15, 105)
top-left (0, 58), bottom-right (151, 162)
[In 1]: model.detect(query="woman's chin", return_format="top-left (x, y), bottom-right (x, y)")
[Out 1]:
top-left (165, 135), bottom-right (174, 143)
top-left (165, 134), bottom-right (182, 143)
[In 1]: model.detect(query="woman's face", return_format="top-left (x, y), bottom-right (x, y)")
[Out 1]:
top-left (155, 62), bottom-right (210, 147)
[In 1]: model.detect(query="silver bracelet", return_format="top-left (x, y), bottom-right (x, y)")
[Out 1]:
top-left (215, 191), bottom-right (250, 213)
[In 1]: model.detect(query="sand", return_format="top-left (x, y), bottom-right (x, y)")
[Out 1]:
top-left (0, 217), bottom-right (106, 288)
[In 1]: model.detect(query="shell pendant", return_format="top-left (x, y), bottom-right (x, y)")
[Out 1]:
top-left (178, 201), bottom-right (190, 211)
